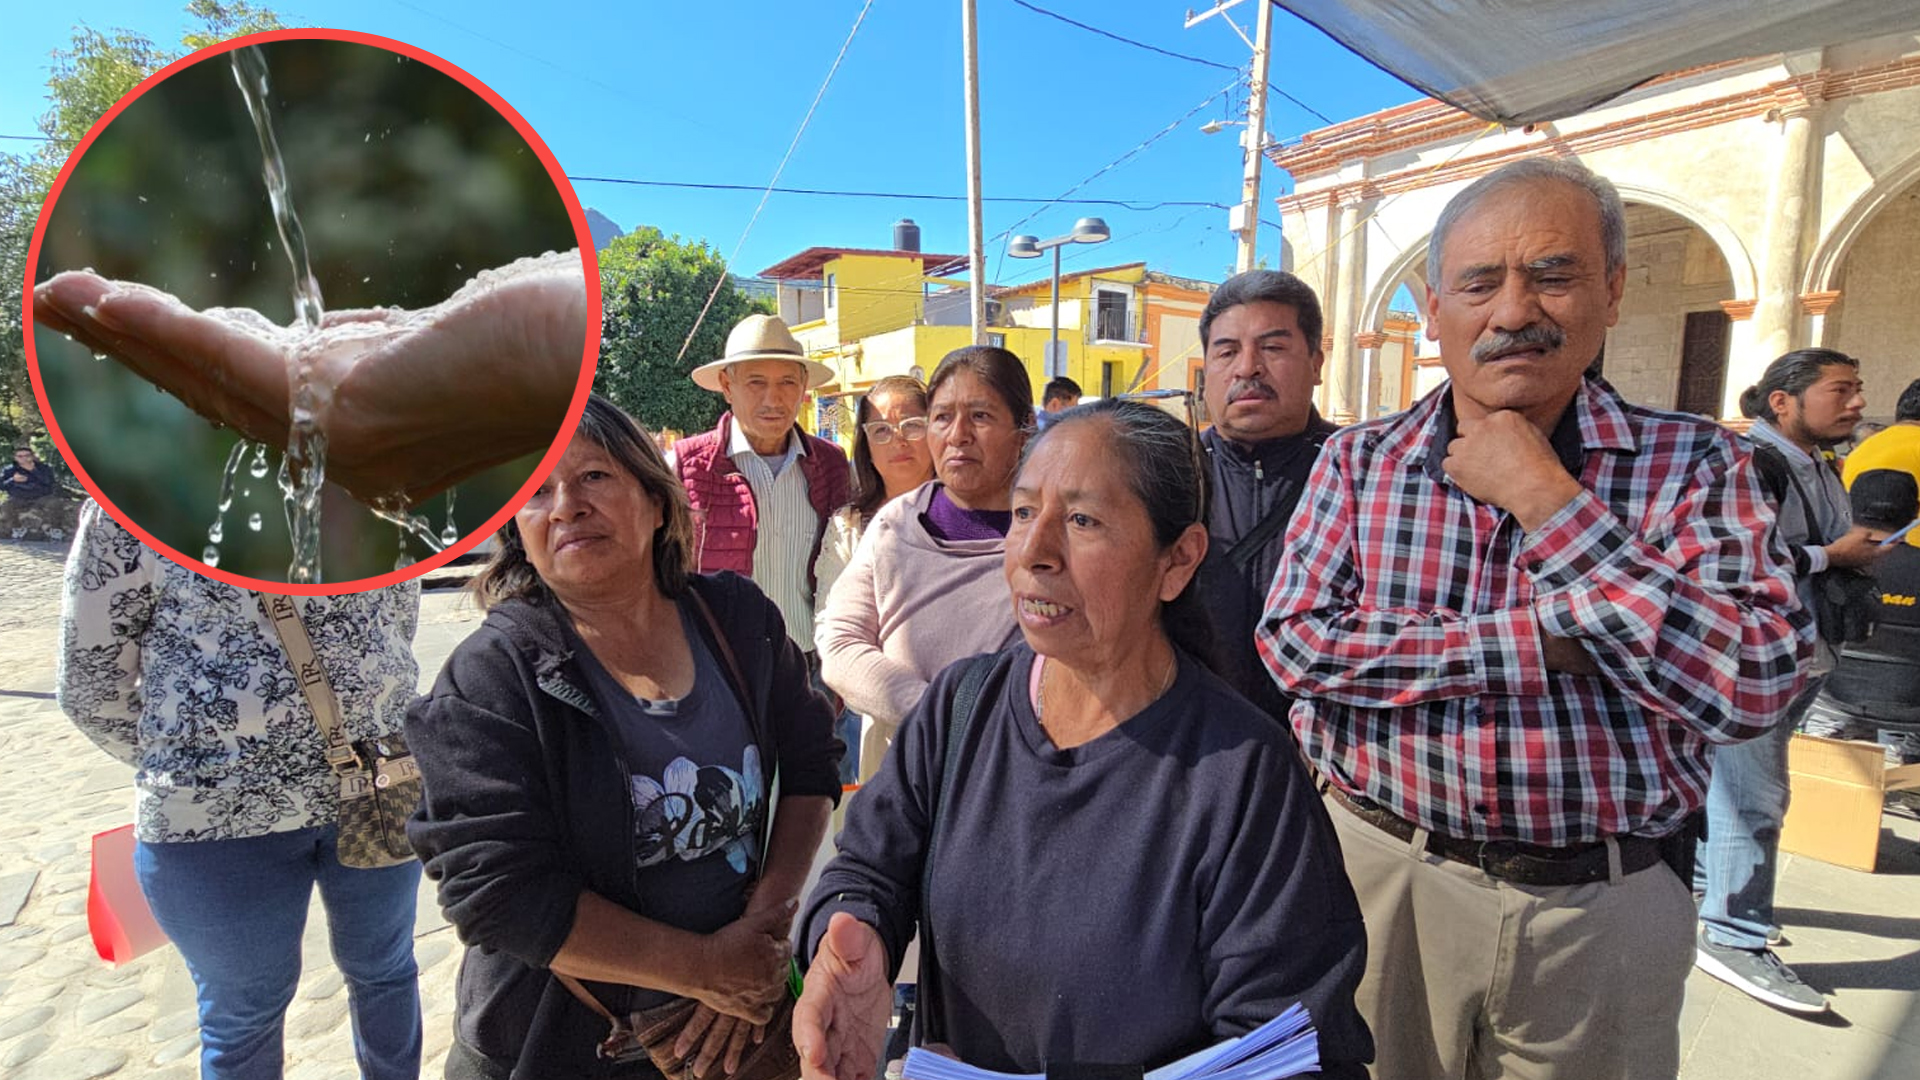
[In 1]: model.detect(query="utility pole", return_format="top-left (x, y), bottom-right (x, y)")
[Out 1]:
top-left (1187, 0), bottom-right (1274, 272)
top-left (962, 0), bottom-right (987, 344)
top-left (1236, 0), bottom-right (1273, 272)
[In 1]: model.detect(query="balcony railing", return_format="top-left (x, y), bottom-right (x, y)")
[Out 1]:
top-left (1089, 308), bottom-right (1147, 345)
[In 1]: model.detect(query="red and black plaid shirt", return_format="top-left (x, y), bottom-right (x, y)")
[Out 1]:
top-left (1257, 379), bottom-right (1812, 845)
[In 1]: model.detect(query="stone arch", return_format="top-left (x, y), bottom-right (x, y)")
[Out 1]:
top-left (1802, 146), bottom-right (1920, 296)
top-left (1361, 237), bottom-right (1432, 333)
top-left (1607, 183), bottom-right (1757, 303)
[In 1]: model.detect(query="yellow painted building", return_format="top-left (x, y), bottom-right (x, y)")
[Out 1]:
top-left (756, 244), bottom-right (1214, 445)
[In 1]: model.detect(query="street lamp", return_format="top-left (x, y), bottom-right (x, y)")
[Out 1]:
top-left (1201, 119), bottom-right (1275, 272)
top-left (1008, 216), bottom-right (1110, 378)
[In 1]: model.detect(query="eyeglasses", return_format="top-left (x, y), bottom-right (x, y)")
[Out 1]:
top-left (863, 418), bottom-right (929, 445)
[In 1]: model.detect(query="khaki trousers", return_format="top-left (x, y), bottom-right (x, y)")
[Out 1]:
top-left (1326, 795), bottom-right (1695, 1080)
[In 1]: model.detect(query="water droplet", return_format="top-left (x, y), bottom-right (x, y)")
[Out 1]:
top-left (241, 487), bottom-right (251, 499)
top-left (137, 195), bottom-right (148, 203)
top-left (361, 276), bottom-right (370, 283)
top-left (249, 451), bottom-right (269, 479)
top-left (91, 352), bottom-right (106, 362)
top-left (439, 522), bottom-right (459, 546)
top-left (202, 545), bottom-right (220, 567)
top-left (394, 552), bottom-right (415, 571)
top-left (207, 521), bottom-right (224, 544)
top-left (248, 512), bottom-right (263, 532)
top-left (209, 271), bottom-right (219, 279)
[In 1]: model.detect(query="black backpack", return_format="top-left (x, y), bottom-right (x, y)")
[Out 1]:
top-left (1750, 443), bottom-right (1878, 646)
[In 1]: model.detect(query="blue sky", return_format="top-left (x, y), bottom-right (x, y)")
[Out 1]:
top-left (2, 1), bottom-right (1421, 290)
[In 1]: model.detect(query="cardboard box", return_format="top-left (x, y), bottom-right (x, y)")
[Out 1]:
top-left (1779, 733), bottom-right (1920, 872)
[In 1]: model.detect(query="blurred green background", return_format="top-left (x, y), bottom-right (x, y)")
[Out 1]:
top-left (34, 37), bottom-right (578, 583)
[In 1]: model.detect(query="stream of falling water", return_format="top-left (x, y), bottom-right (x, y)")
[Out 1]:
top-left (204, 46), bottom-right (464, 580)
top-left (232, 45), bottom-right (330, 583)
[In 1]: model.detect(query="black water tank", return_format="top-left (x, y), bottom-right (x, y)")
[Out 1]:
top-left (893, 218), bottom-right (920, 252)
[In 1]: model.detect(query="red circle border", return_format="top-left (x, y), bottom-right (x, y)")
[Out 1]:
top-left (20, 26), bottom-right (601, 595)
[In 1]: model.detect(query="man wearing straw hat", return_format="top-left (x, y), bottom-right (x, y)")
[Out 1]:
top-left (675, 313), bottom-right (850, 666)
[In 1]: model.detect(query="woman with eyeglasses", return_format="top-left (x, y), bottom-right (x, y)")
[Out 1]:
top-left (815, 376), bottom-right (936, 783)
top-left (794, 399), bottom-right (1372, 1080)
top-left (814, 376), bottom-right (936, 621)
top-left (817, 347), bottom-right (1031, 782)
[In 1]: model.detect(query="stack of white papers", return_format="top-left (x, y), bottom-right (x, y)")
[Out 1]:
top-left (901, 1003), bottom-right (1319, 1080)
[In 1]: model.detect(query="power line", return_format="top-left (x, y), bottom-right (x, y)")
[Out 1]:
top-left (1005, 0), bottom-right (1238, 72)
top-left (676, 0), bottom-right (877, 363)
top-left (1269, 82), bottom-right (1334, 126)
top-left (990, 77), bottom-right (1239, 283)
top-left (570, 175), bottom-right (1229, 211)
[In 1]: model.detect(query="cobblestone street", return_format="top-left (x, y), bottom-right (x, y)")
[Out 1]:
top-left (0, 538), bottom-right (480, 1079)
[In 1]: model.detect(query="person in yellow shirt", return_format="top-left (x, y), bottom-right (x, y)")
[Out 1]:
top-left (1844, 379), bottom-right (1920, 547)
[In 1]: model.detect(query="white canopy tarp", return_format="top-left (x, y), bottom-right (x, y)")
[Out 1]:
top-left (1274, 1), bottom-right (1920, 125)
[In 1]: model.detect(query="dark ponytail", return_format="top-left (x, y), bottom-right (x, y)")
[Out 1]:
top-left (1741, 348), bottom-right (1859, 424)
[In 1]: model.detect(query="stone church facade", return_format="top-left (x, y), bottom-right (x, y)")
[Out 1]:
top-left (1271, 32), bottom-right (1920, 425)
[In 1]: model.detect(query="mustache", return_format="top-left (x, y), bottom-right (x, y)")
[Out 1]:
top-left (1226, 377), bottom-right (1277, 403)
top-left (1471, 324), bottom-right (1565, 364)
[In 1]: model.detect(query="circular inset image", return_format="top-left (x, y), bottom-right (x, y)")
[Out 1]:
top-left (27, 29), bottom-right (596, 591)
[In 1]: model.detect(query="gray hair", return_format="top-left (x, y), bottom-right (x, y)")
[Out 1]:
top-left (1024, 398), bottom-right (1219, 673)
top-left (1426, 158), bottom-right (1627, 287)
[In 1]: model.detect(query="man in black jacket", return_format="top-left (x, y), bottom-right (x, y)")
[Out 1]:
top-left (2, 447), bottom-right (55, 501)
top-left (1193, 270), bottom-right (1338, 721)
top-left (1804, 468), bottom-right (1920, 765)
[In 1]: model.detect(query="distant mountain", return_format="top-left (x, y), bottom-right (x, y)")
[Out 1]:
top-left (731, 274), bottom-right (777, 302)
top-left (585, 208), bottom-right (624, 251)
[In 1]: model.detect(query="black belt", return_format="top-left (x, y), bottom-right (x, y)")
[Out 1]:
top-left (1327, 786), bottom-right (1663, 887)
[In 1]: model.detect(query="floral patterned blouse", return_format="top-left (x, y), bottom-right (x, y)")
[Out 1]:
top-left (58, 501), bottom-right (420, 843)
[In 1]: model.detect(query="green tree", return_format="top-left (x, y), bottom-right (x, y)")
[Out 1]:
top-left (1, 2), bottom-right (286, 460)
top-left (595, 227), bottom-right (775, 436)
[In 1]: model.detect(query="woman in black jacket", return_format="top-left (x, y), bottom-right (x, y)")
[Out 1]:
top-left (406, 394), bottom-right (843, 1079)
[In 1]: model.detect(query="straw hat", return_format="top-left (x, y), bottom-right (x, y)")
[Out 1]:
top-left (690, 314), bottom-right (836, 392)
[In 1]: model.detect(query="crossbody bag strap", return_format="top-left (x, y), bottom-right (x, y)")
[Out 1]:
top-left (915, 651), bottom-right (995, 1047)
top-left (256, 593), bottom-right (360, 778)
top-left (684, 586), bottom-right (777, 868)
top-left (554, 971), bottom-right (620, 1025)
top-left (554, 587), bottom-right (772, 1032)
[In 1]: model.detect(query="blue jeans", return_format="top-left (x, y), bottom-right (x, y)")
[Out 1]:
top-left (136, 825), bottom-right (422, 1080)
top-left (1695, 678), bottom-right (1823, 951)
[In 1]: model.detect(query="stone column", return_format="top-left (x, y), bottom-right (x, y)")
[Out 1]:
top-left (1749, 96), bottom-right (1824, 366)
top-left (1312, 193), bottom-right (1341, 416)
top-left (1354, 331), bottom-right (1386, 421)
top-left (1326, 197), bottom-right (1370, 424)
top-left (1800, 290), bottom-right (1842, 348)
top-left (1717, 299), bottom-right (1758, 422)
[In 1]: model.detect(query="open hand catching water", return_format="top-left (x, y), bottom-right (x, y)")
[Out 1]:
top-left (33, 249), bottom-right (590, 505)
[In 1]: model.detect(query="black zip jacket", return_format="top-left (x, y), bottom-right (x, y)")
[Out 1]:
top-left (1195, 415), bottom-right (1337, 722)
top-left (404, 572), bottom-right (842, 1078)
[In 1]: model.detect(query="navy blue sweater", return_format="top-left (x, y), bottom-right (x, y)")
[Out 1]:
top-left (802, 644), bottom-right (1371, 1078)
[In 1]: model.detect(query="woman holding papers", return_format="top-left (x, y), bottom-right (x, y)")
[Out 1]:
top-left (794, 399), bottom-right (1371, 1080)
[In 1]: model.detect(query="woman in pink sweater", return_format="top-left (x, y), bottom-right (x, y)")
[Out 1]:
top-left (818, 347), bottom-right (1032, 780)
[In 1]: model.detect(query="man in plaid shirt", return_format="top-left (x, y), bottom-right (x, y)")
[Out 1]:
top-left (1258, 158), bottom-right (1812, 1079)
